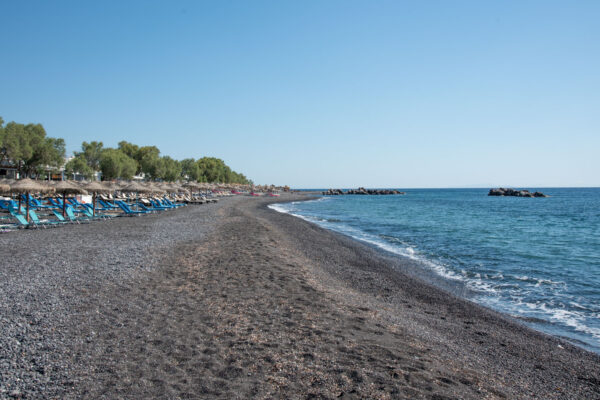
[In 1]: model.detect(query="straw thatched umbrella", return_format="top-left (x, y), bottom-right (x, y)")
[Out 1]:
top-left (84, 182), bottom-right (111, 216)
top-left (0, 182), bottom-right (10, 194)
top-left (10, 178), bottom-right (55, 222)
top-left (122, 182), bottom-right (154, 210)
top-left (173, 183), bottom-right (187, 192)
top-left (158, 183), bottom-right (177, 194)
top-left (146, 183), bottom-right (166, 195)
top-left (140, 182), bottom-right (158, 194)
top-left (101, 181), bottom-right (119, 191)
top-left (183, 182), bottom-right (200, 196)
top-left (122, 181), bottom-right (154, 193)
top-left (55, 181), bottom-right (88, 217)
top-left (112, 181), bottom-right (132, 192)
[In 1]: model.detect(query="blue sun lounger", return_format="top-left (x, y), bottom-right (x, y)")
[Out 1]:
top-left (142, 200), bottom-right (169, 211)
top-left (65, 206), bottom-right (91, 223)
top-left (98, 199), bottom-right (119, 210)
top-left (9, 210), bottom-right (30, 228)
top-left (115, 200), bottom-right (149, 215)
top-left (51, 210), bottom-right (77, 224)
top-left (162, 197), bottom-right (185, 208)
top-left (28, 210), bottom-right (65, 228)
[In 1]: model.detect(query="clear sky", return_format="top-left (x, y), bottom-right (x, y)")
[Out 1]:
top-left (1, 1), bottom-right (598, 188)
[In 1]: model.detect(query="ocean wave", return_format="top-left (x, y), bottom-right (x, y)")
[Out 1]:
top-left (513, 275), bottom-right (566, 287)
top-left (268, 203), bottom-right (327, 224)
top-left (268, 203), bottom-right (289, 214)
top-left (522, 302), bottom-right (600, 339)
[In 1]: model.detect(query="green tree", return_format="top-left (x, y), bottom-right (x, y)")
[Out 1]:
top-left (0, 117), bottom-right (4, 147)
top-left (159, 156), bottom-right (182, 182)
top-left (99, 149), bottom-right (137, 180)
top-left (137, 146), bottom-right (161, 179)
top-left (65, 155), bottom-right (94, 179)
top-left (197, 157), bottom-right (226, 182)
top-left (1, 119), bottom-right (254, 184)
top-left (230, 171), bottom-right (252, 184)
top-left (0, 122), bottom-right (65, 177)
top-left (2, 122), bottom-right (31, 174)
top-left (25, 136), bottom-right (66, 176)
top-left (118, 141), bottom-right (142, 173)
top-left (118, 141), bottom-right (140, 159)
top-left (76, 141), bottom-right (104, 172)
top-left (180, 158), bottom-right (200, 181)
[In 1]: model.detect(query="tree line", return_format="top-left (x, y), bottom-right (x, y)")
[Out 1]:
top-left (0, 117), bottom-right (252, 184)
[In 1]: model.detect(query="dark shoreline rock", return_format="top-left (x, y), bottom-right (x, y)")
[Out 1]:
top-left (323, 187), bottom-right (406, 196)
top-left (488, 188), bottom-right (548, 197)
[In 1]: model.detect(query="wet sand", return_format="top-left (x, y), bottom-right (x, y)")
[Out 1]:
top-left (0, 194), bottom-right (598, 399)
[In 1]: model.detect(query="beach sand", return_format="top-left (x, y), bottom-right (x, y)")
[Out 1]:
top-left (0, 194), bottom-right (598, 399)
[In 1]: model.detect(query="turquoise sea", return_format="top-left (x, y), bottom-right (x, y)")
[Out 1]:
top-left (270, 188), bottom-right (600, 353)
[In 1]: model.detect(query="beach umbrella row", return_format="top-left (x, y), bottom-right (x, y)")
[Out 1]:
top-left (9, 178), bottom-right (55, 222)
top-left (0, 178), bottom-right (240, 220)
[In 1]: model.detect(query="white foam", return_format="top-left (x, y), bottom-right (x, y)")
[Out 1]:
top-left (268, 203), bottom-right (289, 214)
top-left (513, 275), bottom-right (565, 287)
top-left (523, 302), bottom-right (600, 339)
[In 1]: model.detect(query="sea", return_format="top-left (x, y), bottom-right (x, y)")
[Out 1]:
top-left (269, 188), bottom-right (600, 353)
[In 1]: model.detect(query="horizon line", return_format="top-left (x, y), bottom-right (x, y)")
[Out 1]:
top-left (290, 186), bottom-right (600, 190)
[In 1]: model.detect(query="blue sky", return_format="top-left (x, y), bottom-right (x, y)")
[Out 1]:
top-left (1, 1), bottom-right (598, 187)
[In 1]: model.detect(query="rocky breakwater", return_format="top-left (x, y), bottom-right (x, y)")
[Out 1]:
top-left (323, 187), bottom-right (406, 195)
top-left (488, 188), bottom-right (548, 197)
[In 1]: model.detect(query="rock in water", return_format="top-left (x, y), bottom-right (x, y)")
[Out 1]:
top-left (323, 188), bottom-right (406, 195)
top-left (488, 188), bottom-right (548, 197)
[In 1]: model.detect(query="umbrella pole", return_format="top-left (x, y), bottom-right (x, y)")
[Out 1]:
top-left (62, 192), bottom-right (66, 217)
top-left (93, 193), bottom-right (96, 217)
top-left (18, 195), bottom-right (22, 214)
top-left (26, 193), bottom-right (30, 222)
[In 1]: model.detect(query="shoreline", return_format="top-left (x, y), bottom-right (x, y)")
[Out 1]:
top-left (259, 194), bottom-right (600, 396)
top-left (269, 195), bottom-right (480, 298)
top-left (275, 192), bottom-right (600, 355)
top-left (0, 193), bottom-right (598, 398)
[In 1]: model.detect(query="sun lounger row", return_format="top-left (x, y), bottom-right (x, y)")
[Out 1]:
top-left (0, 193), bottom-right (201, 230)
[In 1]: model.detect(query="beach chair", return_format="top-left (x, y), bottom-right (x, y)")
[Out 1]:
top-left (51, 210), bottom-right (76, 224)
top-left (162, 197), bottom-right (185, 208)
top-left (28, 210), bottom-right (64, 227)
top-left (149, 199), bottom-right (172, 210)
top-left (65, 206), bottom-right (90, 223)
top-left (48, 198), bottom-right (62, 208)
top-left (0, 199), bottom-right (18, 211)
top-left (82, 204), bottom-right (115, 220)
top-left (67, 197), bottom-right (89, 209)
top-left (82, 203), bottom-right (113, 218)
top-left (136, 203), bottom-right (160, 213)
top-left (114, 200), bottom-right (148, 215)
top-left (155, 199), bottom-right (175, 208)
top-left (143, 201), bottom-right (171, 211)
top-left (31, 196), bottom-right (53, 209)
top-left (9, 210), bottom-right (30, 228)
top-left (98, 199), bottom-right (119, 210)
